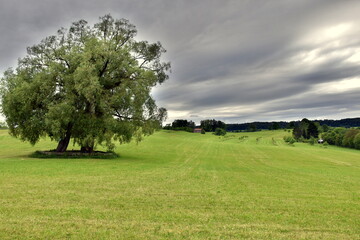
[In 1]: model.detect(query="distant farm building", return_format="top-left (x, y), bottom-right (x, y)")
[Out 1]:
top-left (193, 128), bottom-right (202, 133)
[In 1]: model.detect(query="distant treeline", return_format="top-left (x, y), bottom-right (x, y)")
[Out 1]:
top-left (226, 121), bottom-right (289, 131)
top-left (291, 118), bottom-right (360, 150)
top-left (322, 127), bottom-right (360, 150)
top-left (313, 118), bottom-right (360, 128)
top-left (164, 119), bottom-right (226, 132)
top-left (226, 118), bottom-right (360, 131)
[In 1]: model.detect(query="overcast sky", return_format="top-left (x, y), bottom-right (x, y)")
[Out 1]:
top-left (1, 0), bottom-right (360, 124)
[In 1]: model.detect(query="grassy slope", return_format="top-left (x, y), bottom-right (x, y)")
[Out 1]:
top-left (0, 129), bottom-right (359, 239)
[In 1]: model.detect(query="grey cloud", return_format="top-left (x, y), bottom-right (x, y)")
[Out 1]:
top-left (295, 65), bottom-right (360, 84)
top-left (231, 90), bottom-right (360, 122)
top-left (196, 89), bottom-right (360, 123)
top-left (1, 0), bottom-right (360, 124)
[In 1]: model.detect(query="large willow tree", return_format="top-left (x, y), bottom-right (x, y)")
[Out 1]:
top-left (0, 15), bottom-right (170, 152)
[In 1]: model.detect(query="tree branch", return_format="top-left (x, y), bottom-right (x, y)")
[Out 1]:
top-left (99, 59), bottom-right (109, 77)
top-left (113, 111), bottom-right (133, 120)
top-left (58, 57), bottom-right (71, 69)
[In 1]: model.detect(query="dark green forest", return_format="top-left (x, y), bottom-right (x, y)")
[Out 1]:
top-left (226, 118), bottom-right (360, 131)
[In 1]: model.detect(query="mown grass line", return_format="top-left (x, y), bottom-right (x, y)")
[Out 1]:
top-left (0, 129), bottom-right (359, 239)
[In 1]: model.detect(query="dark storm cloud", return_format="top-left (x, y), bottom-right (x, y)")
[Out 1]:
top-left (295, 65), bottom-right (360, 84)
top-left (1, 0), bottom-right (360, 123)
top-left (250, 90), bottom-right (360, 122)
top-left (160, 79), bottom-right (310, 111)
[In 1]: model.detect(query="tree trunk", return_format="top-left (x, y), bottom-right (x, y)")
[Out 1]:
top-left (55, 123), bottom-right (72, 152)
top-left (56, 135), bottom-right (70, 152)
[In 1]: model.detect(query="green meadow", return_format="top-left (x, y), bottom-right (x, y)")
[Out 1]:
top-left (0, 129), bottom-right (359, 239)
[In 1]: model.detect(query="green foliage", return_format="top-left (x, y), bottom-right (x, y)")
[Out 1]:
top-left (201, 128), bottom-right (206, 134)
top-left (247, 123), bottom-right (257, 132)
top-left (201, 119), bottom-right (226, 132)
top-left (283, 135), bottom-right (296, 145)
top-left (293, 118), bottom-right (320, 140)
top-left (321, 124), bottom-right (330, 132)
top-left (163, 119), bottom-right (196, 132)
top-left (171, 127), bottom-right (194, 133)
top-left (1, 15), bottom-right (170, 152)
top-left (353, 133), bottom-right (360, 150)
top-left (270, 122), bottom-right (280, 130)
top-left (322, 127), bottom-right (346, 146)
top-left (171, 119), bottom-right (195, 129)
top-left (292, 126), bottom-right (302, 140)
top-left (308, 122), bottom-right (319, 138)
top-left (213, 127), bottom-right (226, 136)
top-left (287, 121), bottom-right (296, 129)
top-left (221, 134), bottom-right (237, 141)
top-left (239, 135), bottom-right (249, 142)
top-left (308, 137), bottom-right (316, 145)
top-left (342, 129), bottom-right (360, 148)
top-left (321, 127), bottom-right (360, 150)
top-left (226, 118), bottom-right (360, 132)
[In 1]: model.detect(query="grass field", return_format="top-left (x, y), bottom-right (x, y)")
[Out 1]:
top-left (0, 129), bottom-right (359, 239)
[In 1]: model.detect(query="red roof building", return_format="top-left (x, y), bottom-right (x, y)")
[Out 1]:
top-left (193, 128), bottom-right (202, 133)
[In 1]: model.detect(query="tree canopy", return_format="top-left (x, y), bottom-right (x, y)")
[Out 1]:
top-left (171, 119), bottom-right (195, 129)
top-left (292, 118), bottom-right (319, 140)
top-left (214, 127), bottom-right (226, 136)
top-left (200, 119), bottom-right (225, 132)
top-left (321, 127), bottom-right (360, 150)
top-left (0, 15), bottom-right (170, 152)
